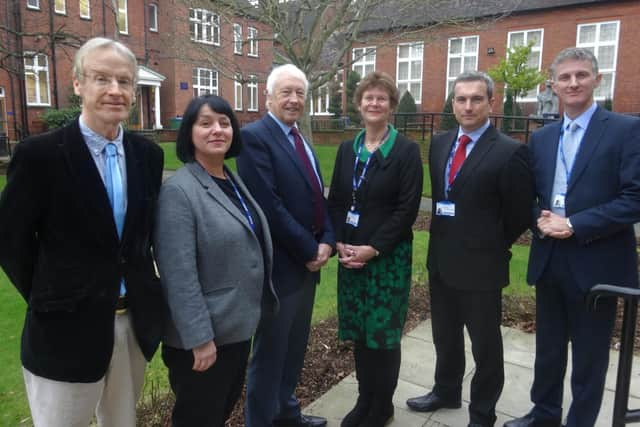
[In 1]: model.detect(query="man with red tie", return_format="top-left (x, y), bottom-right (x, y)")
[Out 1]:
top-left (405, 71), bottom-right (533, 427)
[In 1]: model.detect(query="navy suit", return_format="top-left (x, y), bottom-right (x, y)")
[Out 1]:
top-left (237, 114), bottom-right (335, 426)
top-left (527, 107), bottom-right (640, 426)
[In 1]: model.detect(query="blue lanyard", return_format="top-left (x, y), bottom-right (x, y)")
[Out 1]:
top-left (225, 172), bottom-right (256, 232)
top-left (558, 125), bottom-right (578, 184)
top-left (351, 129), bottom-right (389, 211)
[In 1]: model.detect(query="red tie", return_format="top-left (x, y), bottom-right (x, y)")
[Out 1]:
top-left (448, 134), bottom-right (472, 185)
top-left (290, 127), bottom-right (325, 235)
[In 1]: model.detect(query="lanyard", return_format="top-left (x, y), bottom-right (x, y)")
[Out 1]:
top-left (351, 129), bottom-right (389, 211)
top-left (225, 172), bottom-right (256, 232)
top-left (558, 125), bottom-right (579, 184)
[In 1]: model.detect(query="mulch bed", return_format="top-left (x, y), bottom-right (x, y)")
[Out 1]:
top-left (138, 211), bottom-right (640, 426)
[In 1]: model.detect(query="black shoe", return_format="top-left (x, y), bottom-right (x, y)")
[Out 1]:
top-left (406, 392), bottom-right (461, 412)
top-left (341, 395), bottom-right (371, 427)
top-left (503, 414), bottom-right (562, 427)
top-left (273, 414), bottom-right (328, 427)
top-left (360, 405), bottom-right (394, 427)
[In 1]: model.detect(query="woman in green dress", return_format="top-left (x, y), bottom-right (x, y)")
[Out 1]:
top-left (328, 71), bottom-right (423, 427)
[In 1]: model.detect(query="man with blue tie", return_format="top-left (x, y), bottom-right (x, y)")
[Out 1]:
top-left (504, 48), bottom-right (640, 427)
top-left (406, 71), bottom-right (533, 427)
top-left (238, 64), bottom-right (335, 427)
top-left (0, 38), bottom-right (164, 427)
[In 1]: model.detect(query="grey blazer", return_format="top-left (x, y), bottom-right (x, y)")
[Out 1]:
top-left (154, 161), bottom-right (277, 349)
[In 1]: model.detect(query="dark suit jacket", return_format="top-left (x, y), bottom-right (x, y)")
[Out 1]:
top-left (0, 119), bottom-right (165, 382)
top-left (428, 125), bottom-right (533, 291)
top-left (237, 114), bottom-right (335, 296)
top-left (527, 107), bottom-right (640, 291)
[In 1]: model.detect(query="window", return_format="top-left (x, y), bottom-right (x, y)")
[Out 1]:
top-left (189, 8), bottom-right (220, 45)
top-left (396, 42), bottom-right (423, 103)
top-left (310, 84), bottom-right (330, 115)
top-left (55, 0), bottom-right (65, 14)
top-left (506, 29), bottom-right (543, 101)
top-left (248, 75), bottom-right (258, 111)
top-left (233, 24), bottom-right (242, 54)
top-left (24, 53), bottom-right (50, 106)
top-left (577, 21), bottom-right (619, 100)
top-left (352, 47), bottom-right (376, 78)
top-left (446, 36), bottom-right (479, 98)
top-left (192, 68), bottom-right (218, 97)
top-left (248, 27), bottom-right (258, 57)
top-left (27, 0), bottom-right (40, 9)
top-left (117, 0), bottom-right (128, 34)
top-left (148, 4), bottom-right (158, 32)
top-left (79, 0), bottom-right (90, 18)
top-left (234, 74), bottom-right (243, 110)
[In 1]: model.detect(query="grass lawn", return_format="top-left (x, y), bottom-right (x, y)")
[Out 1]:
top-left (0, 230), bottom-right (531, 424)
top-left (0, 175), bottom-right (5, 191)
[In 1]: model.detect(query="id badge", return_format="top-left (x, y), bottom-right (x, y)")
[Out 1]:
top-left (435, 201), bottom-right (455, 217)
top-left (552, 193), bottom-right (566, 209)
top-left (346, 210), bottom-right (360, 227)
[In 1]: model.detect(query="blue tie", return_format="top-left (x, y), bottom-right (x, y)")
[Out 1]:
top-left (104, 143), bottom-right (126, 295)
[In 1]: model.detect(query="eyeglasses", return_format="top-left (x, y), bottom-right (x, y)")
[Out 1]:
top-left (82, 72), bottom-right (134, 90)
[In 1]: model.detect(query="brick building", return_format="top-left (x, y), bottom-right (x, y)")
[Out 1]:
top-left (348, 0), bottom-right (640, 116)
top-left (0, 0), bottom-right (273, 140)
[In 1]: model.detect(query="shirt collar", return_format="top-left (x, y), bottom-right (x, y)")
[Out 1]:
top-left (457, 120), bottom-right (491, 144)
top-left (268, 111), bottom-right (297, 138)
top-left (79, 116), bottom-right (125, 156)
top-left (563, 102), bottom-right (597, 131)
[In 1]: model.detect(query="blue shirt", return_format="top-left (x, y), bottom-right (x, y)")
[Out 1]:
top-left (268, 111), bottom-right (322, 186)
top-left (79, 116), bottom-right (128, 211)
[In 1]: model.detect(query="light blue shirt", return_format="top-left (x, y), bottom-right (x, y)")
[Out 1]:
top-left (79, 116), bottom-right (128, 211)
top-left (268, 111), bottom-right (322, 187)
top-left (550, 102), bottom-right (598, 216)
top-left (444, 120), bottom-right (491, 192)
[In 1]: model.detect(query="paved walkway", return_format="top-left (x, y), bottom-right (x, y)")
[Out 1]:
top-left (304, 320), bottom-right (640, 426)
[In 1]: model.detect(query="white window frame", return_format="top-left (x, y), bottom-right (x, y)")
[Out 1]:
top-left (149, 3), bottom-right (158, 32)
top-left (234, 75), bottom-right (243, 111)
top-left (396, 42), bottom-right (423, 103)
top-left (310, 84), bottom-right (331, 116)
top-left (189, 8), bottom-right (220, 46)
top-left (0, 87), bottom-right (4, 97)
top-left (24, 53), bottom-right (51, 106)
top-left (27, 0), bottom-right (40, 10)
top-left (55, 0), bottom-right (66, 14)
top-left (233, 24), bottom-right (243, 55)
top-left (351, 46), bottom-right (376, 78)
top-left (576, 20), bottom-right (620, 101)
top-left (79, 0), bottom-right (90, 19)
top-left (506, 29), bottom-right (544, 101)
top-left (445, 35), bottom-right (479, 99)
top-left (118, 0), bottom-right (128, 34)
top-left (248, 75), bottom-right (258, 111)
top-left (192, 68), bottom-right (218, 97)
top-left (248, 27), bottom-right (258, 57)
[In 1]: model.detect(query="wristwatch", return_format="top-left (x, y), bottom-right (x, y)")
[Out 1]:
top-left (566, 217), bottom-right (574, 232)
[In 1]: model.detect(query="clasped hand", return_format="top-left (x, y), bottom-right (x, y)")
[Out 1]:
top-left (537, 210), bottom-right (573, 239)
top-left (336, 242), bottom-right (377, 269)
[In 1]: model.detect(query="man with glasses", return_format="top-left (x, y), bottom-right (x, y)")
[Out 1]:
top-left (0, 37), bottom-right (164, 427)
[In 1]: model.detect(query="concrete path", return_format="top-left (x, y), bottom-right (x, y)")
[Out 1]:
top-left (304, 320), bottom-right (640, 427)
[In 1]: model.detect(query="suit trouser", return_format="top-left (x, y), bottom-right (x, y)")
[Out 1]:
top-left (430, 274), bottom-right (504, 426)
top-left (22, 312), bottom-right (146, 427)
top-left (245, 273), bottom-right (316, 427)
top-left (162, 340), bottom-right (251, 427)
top-left (530, 241), bottom-right (616, 427)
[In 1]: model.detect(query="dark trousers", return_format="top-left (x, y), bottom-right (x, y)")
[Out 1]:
top-left (530, 242), bottom-right (616, 427)
top-left (245, 273), bottom-right (316, 427)
top-left (430, 275), bottom-right (504, 426)
top-left (162, 340), bottom-right (251, 427)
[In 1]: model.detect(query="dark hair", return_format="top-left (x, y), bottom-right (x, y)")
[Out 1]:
top-left (176, 95), bottom-right (242, 163)
top-left (453, 71), bottom-right (494, 99)
top-left (353, 71), bottom-right (400, 110)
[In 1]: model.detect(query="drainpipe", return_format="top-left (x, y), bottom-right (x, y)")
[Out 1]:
top-left (48, 1), bottom-right (59, 108)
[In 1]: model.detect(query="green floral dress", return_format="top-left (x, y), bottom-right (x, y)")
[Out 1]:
top-left (337, 240), bottom-right (412, 349)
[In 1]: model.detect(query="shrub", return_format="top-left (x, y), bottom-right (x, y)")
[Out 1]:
top-left (395, 90), bottom-right (417, 130)
top-left (440, 91), bottom-right (458, 131)
top-left (41, 106), bottom-right (82, 130)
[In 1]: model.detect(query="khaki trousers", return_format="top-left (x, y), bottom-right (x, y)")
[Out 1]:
top-left (23, 313), bottom-right (146, 427)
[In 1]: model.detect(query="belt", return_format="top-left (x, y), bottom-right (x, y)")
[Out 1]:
top-left (115, 295), bottom-right (128, 315)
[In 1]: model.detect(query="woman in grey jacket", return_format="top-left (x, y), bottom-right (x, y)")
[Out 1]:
top-left (154, 95), bottom-right (278, 427)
